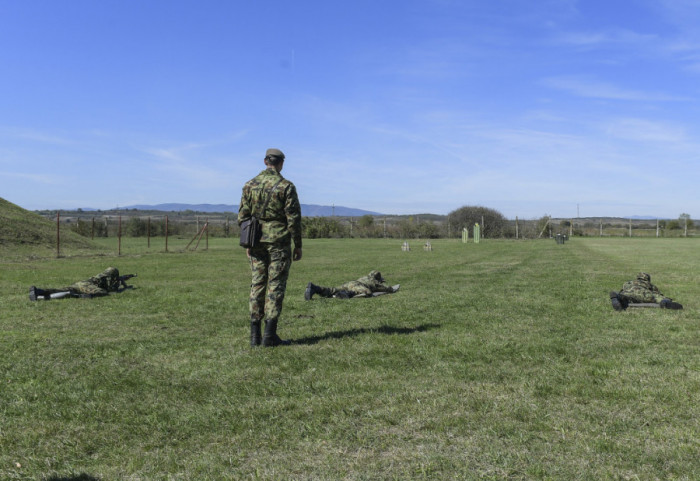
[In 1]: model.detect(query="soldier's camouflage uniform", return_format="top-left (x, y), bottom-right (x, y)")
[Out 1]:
top-left (33, 267), bottom-right (121, 298)
top-left (619, 272), bottom-right (666, 303)
top-left (311, 270), bottom-right (396, 298)
top-left (238, 168), bottom-right (302, 322)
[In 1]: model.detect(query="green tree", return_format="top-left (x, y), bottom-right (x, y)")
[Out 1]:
top-left (302, 217), bottom-right (348, 239)
top-left (536, 215), bottom-right (551, 238)
top-left (358, 215), bottom-right (374, 229)
top-left (125, 217), bottom-right (147, 237)
top-left (679, 213), bottom-right (694, 228)
top-left (447, 205), bottom-right (508, 238)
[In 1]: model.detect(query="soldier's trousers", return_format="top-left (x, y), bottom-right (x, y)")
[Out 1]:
top-left (328, 281), bottom-right (372, 298)
top-left (248, 242), bottom-right (292, 322)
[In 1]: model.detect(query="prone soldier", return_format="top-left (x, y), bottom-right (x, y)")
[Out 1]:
top-left (610, 272), bottom-right (683, 310)
top-left (29, 267), bottom-right (136, 300)
top-left (305, 270), bottom-right (399, 300)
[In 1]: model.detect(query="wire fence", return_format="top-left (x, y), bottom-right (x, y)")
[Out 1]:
top-left (52, 212), bottom-right (698, 238)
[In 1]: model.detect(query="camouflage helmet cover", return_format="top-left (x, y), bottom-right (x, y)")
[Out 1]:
top-left (369, 270), bottom-right (384, 282)
top-left (636, 272), bottom-right (651, 282)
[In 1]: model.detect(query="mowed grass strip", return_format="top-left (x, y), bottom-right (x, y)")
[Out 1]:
top-left (1, 238), bottom-right (698, 480)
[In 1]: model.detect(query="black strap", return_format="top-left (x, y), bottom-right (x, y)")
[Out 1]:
top-left (254, 178), bottom-right (283, 220)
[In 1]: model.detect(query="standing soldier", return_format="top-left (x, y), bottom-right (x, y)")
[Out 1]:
top-left (238, 148), bottom-right (303, 347)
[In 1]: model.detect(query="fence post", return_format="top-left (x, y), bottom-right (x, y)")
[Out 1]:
top-left (148, 217), bottom-right (151, 248)
top-left (118, 215), bottom-right (122, 256)
top-left (165, 216), bottom-right (169, 252)
top-left (56, 211), bottom-right (60, 257)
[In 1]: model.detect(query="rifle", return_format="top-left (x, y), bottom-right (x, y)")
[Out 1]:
top-left (118, 274), bottom-right (137, 289)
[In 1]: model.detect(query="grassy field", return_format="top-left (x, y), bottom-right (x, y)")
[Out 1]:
top-left (1, 237), bottom-right (698, 480)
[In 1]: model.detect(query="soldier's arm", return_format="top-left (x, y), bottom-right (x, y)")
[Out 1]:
top-left (373, 282), bottom-right (395, 293)
top-left (284, 183), bottom-right (303, 249)
top-left (237, 186), bottom-right (252, 225)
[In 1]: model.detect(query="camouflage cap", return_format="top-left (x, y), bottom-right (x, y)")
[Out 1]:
top-left (265, 148), bottom-right (285, 160)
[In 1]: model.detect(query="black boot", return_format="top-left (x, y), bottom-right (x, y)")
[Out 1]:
top-left (304, 282), bottom-right (322, 300)
top-left (250, 318), bottom-right (262, 347)
top-left (660, 299), bottom-right (683, 310)
top-left (262, 319), bottom-right (290, 347)
top-left (610, 291), bottom-right (624, 311)
top-left (29, 287), bottom-right (49, 301)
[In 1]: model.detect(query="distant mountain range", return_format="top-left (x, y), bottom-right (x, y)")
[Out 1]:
top-left (117, 203), bottom-right (383, 217)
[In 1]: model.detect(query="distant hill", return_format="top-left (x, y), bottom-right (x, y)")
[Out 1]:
top-left (121, 203), bottom-right (382, 217)
top-left (0, 197), bottom-right (102, 255)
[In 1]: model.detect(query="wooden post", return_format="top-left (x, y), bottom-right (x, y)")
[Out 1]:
top-left (165, 216), bottom-right (169, 252)
top-left (91, 217), bottom-right (95, 239)
top-left (56, 211), bottom-right (60, 257)
top-left (600, 220), bottom-right (603, 237)
top-left (118, 215), bottom-right (122, 256)
top-left (187, 221), bottom-right (209, 251)
top-left (656, 219), bottom-right (659, 238)
top-left (147, 217), bottom-right (151, 248)
top-left (629, 218), bottom-right (632, 237)
top-left (515, 216), bottom-right (519, 239)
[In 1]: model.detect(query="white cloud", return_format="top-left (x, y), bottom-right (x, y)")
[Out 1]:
top-left (557, 29), bottom-right (658, 48)
top-left (0, 171), bottom-right (60, 184)
top-left (604, 118), bottom-right (687, 143)
top-left (542, 76), bottom-right (688, 101)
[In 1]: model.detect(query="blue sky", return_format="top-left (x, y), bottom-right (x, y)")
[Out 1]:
top-left (1, 0), bottom-right (699, 219)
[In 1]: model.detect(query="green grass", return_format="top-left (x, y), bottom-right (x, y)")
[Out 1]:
top-left (0, 197), bottom-right (107, 260)
top-left (1, 238), bottom-right (698, 480)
